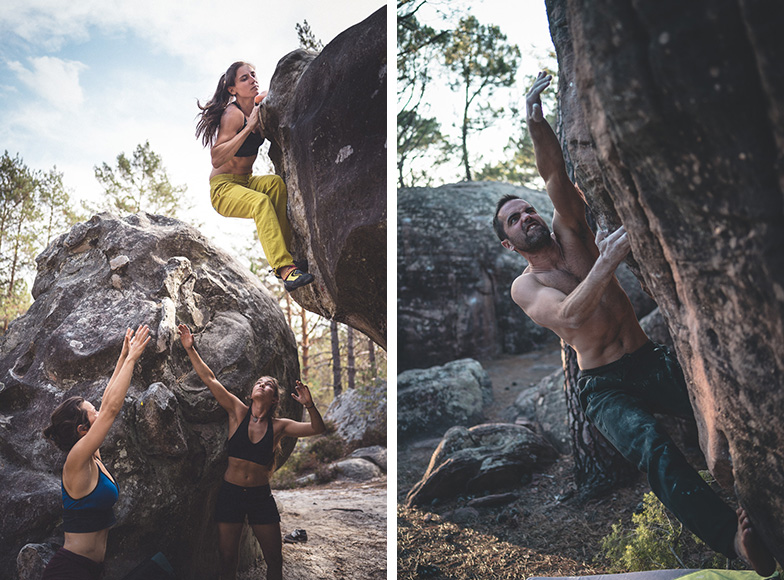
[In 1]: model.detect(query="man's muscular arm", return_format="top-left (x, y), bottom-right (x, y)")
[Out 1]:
top-left (526, 72), bottom-right (588, 230)
top-left (513, 227), bottom-right (631, 331)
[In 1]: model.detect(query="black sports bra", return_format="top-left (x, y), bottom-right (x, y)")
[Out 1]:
top-left (227, 410), bottom-right (274, 467)
top-left (231, 102), bottom-right (264, 157)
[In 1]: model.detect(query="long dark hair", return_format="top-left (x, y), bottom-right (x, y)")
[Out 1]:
top-left (43, 396), bottom-right (89, 452)
top-left (195, 61), bottom-right (254, 148)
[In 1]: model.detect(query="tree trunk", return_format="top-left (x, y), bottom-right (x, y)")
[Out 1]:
top-left (284, 292), bottom-right (292, 329)
top-left (347, 326), bottom-right (355, 389)
top-left (367, 337), bottom-right (376, 382)
top-left (331, 319), bottom-right (342, 398)
top-left (300, 306), bottom-right (310, 382)
top-left (7, 220), bottom-right (22, 300)
top-left (461, 82), bottom-right (472, 181)
top-left (563, 341), bottom-right (637, 499)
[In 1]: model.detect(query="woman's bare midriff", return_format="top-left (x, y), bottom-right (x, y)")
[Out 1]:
top-left (62, 528), bottom-right (110, 563)
top-left (224, 456), bottom-right (272, 487)
top-left (209, 156), bottom-right (255, 180)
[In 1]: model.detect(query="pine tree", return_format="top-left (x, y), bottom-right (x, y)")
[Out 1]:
top-left (93, 141), bottom-right (190, 217)
top-left (443, 16), bottom-right (520, 181)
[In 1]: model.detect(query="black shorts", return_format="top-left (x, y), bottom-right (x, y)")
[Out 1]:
top-left (42, 548), bottom-right (104, 580)
top-left (215, 481), bottom-right (281, 525)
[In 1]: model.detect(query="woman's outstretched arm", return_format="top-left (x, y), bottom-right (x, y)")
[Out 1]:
top-left (66, 325), bottom-right (150, 471)
top-left (178, 324), bottom-right (244, 416)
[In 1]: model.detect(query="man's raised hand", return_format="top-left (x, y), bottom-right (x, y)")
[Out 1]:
top-left (595, 225), bottom-right (631, 268)
top-left (526, 71), bottom-right (552, 123)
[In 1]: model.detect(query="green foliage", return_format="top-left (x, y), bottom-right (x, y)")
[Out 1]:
top-left (397, 2), bottom-right (451, 187)
top-left (307, 430), bottom-right (347, 463)
top-left (601, 492), bottom-right (724, 571)
top-left (356, 425), bottom-right (387, 449)
top-left (397, 108), bottom-right (451, 188)
top-left (38, 167), bottom-right (85, 246)
top-left (0, 152), bottom-right (82, 331)
top-left (1, 279), bottom-right (32, 331)
top-left (92, 141), bottom-right (190, 217)
top-left (398, 1), bottom-right (448, 105)
top-left (296, 19), bottom-right (323, 51)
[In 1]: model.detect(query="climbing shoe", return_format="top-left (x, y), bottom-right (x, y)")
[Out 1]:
top-left (284, 529), bottom-right (308, 544)
top-left (282, 267), bottom-right (314, 292)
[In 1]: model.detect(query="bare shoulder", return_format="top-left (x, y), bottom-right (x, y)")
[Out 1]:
top-left (510, 270), bottom-right (541, 309)
top-left (220, 104), bottom-right (244, 128)
top-left (510, 267), bottom-right (572, 333)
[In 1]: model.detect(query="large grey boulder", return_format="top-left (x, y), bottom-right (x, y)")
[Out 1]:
top-left (262, 7), bottom-right (387, 348)
top-left (324, 380), bottom-right (387, 447)
top-left (331, 458), bottom-right (384, 482)
top-left (349, 445), bottom-right (387, 472)
top-left (398, 182), bottom-right (553, 371)
top-left (0, 213), bottom-right (300, 578)
top-left (397, 358), bottom-right (493, 441)
top-left (510, 370), bottom-right (570, 455)
top-left (548, 0), bottom-right (784, 560)
top-left (405, 423), bottom-right (558, 507)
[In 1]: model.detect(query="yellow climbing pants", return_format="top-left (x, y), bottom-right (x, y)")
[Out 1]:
top-left (209, 173), bottom-right (293, 272)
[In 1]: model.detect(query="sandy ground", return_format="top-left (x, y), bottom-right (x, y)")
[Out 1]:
top-left (239, 479), bottom-right (387, 580)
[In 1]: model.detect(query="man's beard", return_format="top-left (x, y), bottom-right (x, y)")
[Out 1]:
top-left (511, 223), bottom-right (551, 252)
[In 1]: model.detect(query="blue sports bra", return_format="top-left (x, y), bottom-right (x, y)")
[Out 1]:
top-left (61, 460), bottom-right (119, 533)
top-left (231, 102), bottom-right (264, 157)
top-left (227, 411), bottom-right (275, 467)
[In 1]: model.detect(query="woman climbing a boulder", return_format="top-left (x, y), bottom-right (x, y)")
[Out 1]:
top-left (41, 325), bottom-right (150, 579)
top-left (177, 323), bottom-right (325, 580)
top-left (195, 60), bottom-right (313, 292)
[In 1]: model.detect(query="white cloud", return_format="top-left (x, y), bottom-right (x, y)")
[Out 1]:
top-left (8, 56), bottom-right (87, 109)
top-left (0, 0), bottom-right (383, 78)
top-left (0, 0), bottom-right (96, 51)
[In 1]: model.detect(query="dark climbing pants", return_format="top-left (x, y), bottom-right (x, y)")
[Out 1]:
top-left (577, 341), bottom-right (737, 557)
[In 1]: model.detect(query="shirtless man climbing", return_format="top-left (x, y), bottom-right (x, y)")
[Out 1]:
top-left (493, 71), bottom-right (776, 575)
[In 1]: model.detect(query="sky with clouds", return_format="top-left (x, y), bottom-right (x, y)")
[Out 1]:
top-left (0, 0), bottom-right (386, 261)
top-left (0, 0), bottom-right (554, 264)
